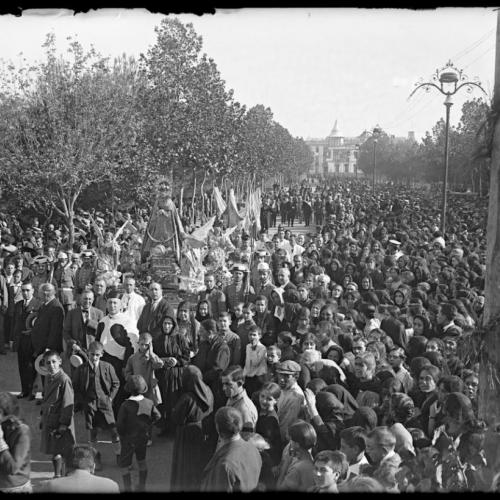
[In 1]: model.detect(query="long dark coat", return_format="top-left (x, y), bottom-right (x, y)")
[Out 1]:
top-left (170, 392), bottom-right (212, 491)
top-left (40, 370), bottom-right (75, 457)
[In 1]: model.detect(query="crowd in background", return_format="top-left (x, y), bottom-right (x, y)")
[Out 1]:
top-left (0, 177), bottom-right (499, 492)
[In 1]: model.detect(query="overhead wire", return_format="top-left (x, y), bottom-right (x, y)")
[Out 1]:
top-left (380, 29), bottom-right (494, 134)
top-left (450, 28), bottom-right (495, 62)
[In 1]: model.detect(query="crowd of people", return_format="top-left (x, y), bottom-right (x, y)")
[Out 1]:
top-left (0, 176), bottom-right (499, 493)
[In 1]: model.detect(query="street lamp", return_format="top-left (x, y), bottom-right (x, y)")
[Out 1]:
top-left (409, 60), bottom-right (486, 234)
top-left (354, 144), bottom-right (360, 178)
top-left (372, 126), bottom-right (382, 196)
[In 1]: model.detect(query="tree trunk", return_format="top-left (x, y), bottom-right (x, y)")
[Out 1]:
top-left (200, 170), bottom-right (207, 218)
top-left (479, 9), bottom-right (500, 426)
top-left (179, 186), bottom-right (184, 216)
top-left (67, 210), bottom-right (75, 248)
top-left (191, 174), bottom-right (197, 226)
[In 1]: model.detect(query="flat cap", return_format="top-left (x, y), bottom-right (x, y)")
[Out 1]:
top-left (276, 360), bottom-right (301, 374)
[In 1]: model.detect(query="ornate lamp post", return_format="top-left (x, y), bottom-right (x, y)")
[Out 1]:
top-left (409, 61), bottom-right (486, 234)
top-left (371, 126), bottom-right (382, 196)
top-left (354, 144), bottom-right (360, 178)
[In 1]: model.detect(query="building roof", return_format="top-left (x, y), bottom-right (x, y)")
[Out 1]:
top-left (328, 119), bottom-right (341, 138)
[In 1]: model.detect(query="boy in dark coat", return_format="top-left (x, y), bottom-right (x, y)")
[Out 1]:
top-left (72, 340), bottom-right (121, 470)
top-left (117, 374), bottom-right (161, 492)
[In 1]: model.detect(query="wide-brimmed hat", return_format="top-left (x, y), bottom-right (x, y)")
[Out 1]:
top-left (70, 354), bottom-right (84, 368)
top-left (34, 353), bottom-right (50, 376)
top-left (231, 263), bottom-right (248, 273)
top-left (25, 312), bottom-right (38, 331)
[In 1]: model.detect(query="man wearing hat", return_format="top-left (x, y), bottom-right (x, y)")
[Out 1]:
top-left (276, 360), bottom-right (306, 441)
top-left (250, 249), bottom-right (268, 290)
top-left (74, 251), bottom-right (96, 298)
top-left (223, 263), bottom-right (254, 313)
top-left (53, 251), bottom-right (76, 312)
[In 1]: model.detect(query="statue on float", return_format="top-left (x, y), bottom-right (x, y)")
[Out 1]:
top-left (141, 178), bottom-right (185, 289)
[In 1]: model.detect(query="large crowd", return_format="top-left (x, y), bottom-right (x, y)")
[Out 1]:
top-left (0, 177), bottom-right (499, 493)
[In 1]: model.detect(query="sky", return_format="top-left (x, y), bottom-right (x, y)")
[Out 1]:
top-left (0, 8), bottom-right (496, 142)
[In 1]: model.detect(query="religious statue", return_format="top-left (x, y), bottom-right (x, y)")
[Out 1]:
top-left (141, 179), bottom-right (185, 290)
top-left (141, 179), bottom-right (185, 263)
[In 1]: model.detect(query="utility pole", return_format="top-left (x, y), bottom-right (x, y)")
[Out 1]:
top-left (479, 9), bottom-right (500, 429)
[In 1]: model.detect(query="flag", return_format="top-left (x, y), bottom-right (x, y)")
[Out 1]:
top-left (223, 189), bottom-right (244, 228)
top-left (184, 216), bottom-right (216, 248)
top-left (213, 187), bottom-right (227, 215)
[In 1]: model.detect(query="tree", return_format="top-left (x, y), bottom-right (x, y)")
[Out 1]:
top-left (137, 17), bottom-right (245, 201)
top-left (0, 34), bottom-right (143, 244)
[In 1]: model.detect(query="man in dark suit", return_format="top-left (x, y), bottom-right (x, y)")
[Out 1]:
top-left (13, 282), bottom-right (40, 398)
top-left (30, 283), bottom-right (65, 357)
top-left (136, 281), bottom-right (174, 342)
top-left (13, 254), bottom-right (34, 284)
top-left (62, 289), bottom-right (104, 373)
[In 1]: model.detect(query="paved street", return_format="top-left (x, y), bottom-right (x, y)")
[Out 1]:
top-left (0, 350), bottom-right (174, 492)
top-left (267, 215), bottom-right (313, 238)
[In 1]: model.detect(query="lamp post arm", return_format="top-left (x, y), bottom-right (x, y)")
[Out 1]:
top-left (408, 82), bottom-right (444, 100)
top-left (454, 81), bottom-right (488, 96)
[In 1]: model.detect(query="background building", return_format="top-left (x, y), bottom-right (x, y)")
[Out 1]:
top-left (306, 122), bottom-right (413, 178)
top-left (306, 120), bottom-right (363, 177)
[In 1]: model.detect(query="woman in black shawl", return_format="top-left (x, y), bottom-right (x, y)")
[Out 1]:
top-left (170, 365), bottom-right (214, 491)
top-left (153, 313), bottom-right (191, 435)
top-left (194, 299), bottom-right (213, 323)
top-left (304, 389), bottom-right (345, 453)
top-left (324, 384), bottom-right (359, 420)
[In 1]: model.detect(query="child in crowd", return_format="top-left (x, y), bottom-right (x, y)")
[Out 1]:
top-left (40, 350), bottom-right (76, 478)
top-left (117, 374), bottom-right (161, 492)
top-left (277, 331), bottom-right (297, 362)
top-left (387, 346), bottom-right (413, 393)
top-left (264, 345), bottom-right (281, 384)
top-left (72, 340), bottom-right (121, 470)
top-left (243, 325), bottom-right (267, 398)
top-left (254, 295), bottom-right (277, 347)
top-left (236, 302), bottom-right (257, 367)
top-left (231, 301), bottom-right (245, 332)
top-left (256, 382), bottom-right (283, 490)
top-left (124, 332), bottom-right (164, 445)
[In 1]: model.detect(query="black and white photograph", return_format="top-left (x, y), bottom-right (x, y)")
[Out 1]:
top-left (0, 6), bottom-right (499, 492)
